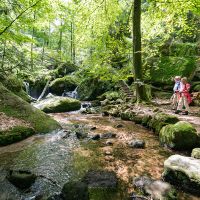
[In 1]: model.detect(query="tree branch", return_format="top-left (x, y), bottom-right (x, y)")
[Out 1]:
top-left (0, 0), bottom-right (42, 36)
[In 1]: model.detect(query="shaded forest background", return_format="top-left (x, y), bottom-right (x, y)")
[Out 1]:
top-left (0, 0), bottom-right (199, 101)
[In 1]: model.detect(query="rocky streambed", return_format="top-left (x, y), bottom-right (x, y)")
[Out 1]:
top-left (0, 110), bottom-right (199, 200)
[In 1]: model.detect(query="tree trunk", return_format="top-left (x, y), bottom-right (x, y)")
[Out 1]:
top-left (58, 21), bottom-right (63, 60)
top-left (1, 40), bottom-right (6, 71)
top-left (30, 11), bottom-right (36, 70)
top-left (71, 21), bottom-right (75, 64)
top-left (132, 0), bottom-right (147, 101)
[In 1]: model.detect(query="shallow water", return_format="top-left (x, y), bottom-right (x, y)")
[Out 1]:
top-left (0, 112), bottom-right (199, 200)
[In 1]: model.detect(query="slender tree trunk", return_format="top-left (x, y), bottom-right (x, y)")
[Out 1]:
top-left (71, 21), bottom-right (75, 63)
top-left (132, 0), bottom-right (147, 101)
top-left (31, 11), bottom-right (36, 70)
top-left (58, 21), bottom-right (63, 60)
top-left (1, 40), bottom-right (6, 70)
top-left (41, 39), bottom-right (45, 64)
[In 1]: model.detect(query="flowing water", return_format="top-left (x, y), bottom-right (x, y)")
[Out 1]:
top-left (0, 111), bottom-right (199, 200)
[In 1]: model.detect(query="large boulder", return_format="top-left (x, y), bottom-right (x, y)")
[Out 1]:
top-left (1, 75), bottom-right (31, 102)
top-left (49, 76), bottom-right (78, 96)
top-left (159, 121), bottom-right (199, 150)
top-left (62, 181), bottom-right (89, 200)
top-left (133, 176), bottom-right (177, 200)
top-left (77, 78), bottom-right (114, 101)
top-left (163, 155), bottom-right (200, 196)
top-left (55, 61), bottom-right (78, 77)
top-left (148, 113), bottom-right (179, 134)
top-left (7, 170), bottom-right (36, 189)
top-left (34, 96), bottom-right (81, 113)
top-left (0, 83), bottom-right (60, 136)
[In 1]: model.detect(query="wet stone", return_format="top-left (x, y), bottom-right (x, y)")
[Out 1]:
top-left (133, 176), bottom-right (153, 192)
top-left (101, 132), bottom-right (117, 139)
top-left (90, 126), bottom-right (97, 131)
top-left (7, 169), bottom-right (37, 189)
top-left (105, 140), bottom-right (113, 146)
top-left (47, 193), bottom-right (63, 200)
top-left (62, 181), bottom-right (89, 200)
top-left (116, 124), bottom-right (123, 128)
top-left (91, 134), bottom-right (100, 140)
top-left (83, 170), bottom-right (117, 189)
top-left (76, 131), bottom-right (88, 139)
top-left (129, 139), bottom-right (145, 149)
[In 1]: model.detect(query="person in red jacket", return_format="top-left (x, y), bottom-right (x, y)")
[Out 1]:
top-left (175, 77), bottom-right (192, 115)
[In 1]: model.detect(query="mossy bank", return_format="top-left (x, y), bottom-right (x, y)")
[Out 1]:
top-left (0, 83), bottom-right (61, 145)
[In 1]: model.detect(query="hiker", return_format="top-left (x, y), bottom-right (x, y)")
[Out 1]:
top-left (175, 77), bottom-right (192, 115)
top-left (171, 76), bottom-right (181, 110)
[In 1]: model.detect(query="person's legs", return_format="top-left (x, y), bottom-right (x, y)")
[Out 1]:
top-left (176, 96), bottom-right (183, 113)
top-left (182, 96), bottom-right (190, 114)
top-left (172, 94), bottom-right (177, 109)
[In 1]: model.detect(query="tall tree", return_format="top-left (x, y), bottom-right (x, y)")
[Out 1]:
top-left (132, 0), bottom-right (147, 101)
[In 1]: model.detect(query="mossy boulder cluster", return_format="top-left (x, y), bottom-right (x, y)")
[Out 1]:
top-left (0, 83), bottom-right (61, 145)
top-left (163, 155), bottom-right (200, 196)
top-left (34, 96), bottom-right (81, 113)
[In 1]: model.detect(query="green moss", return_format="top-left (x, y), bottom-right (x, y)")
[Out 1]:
top-left (89, 188), bottom-right (119, 200)
top-left (98, 91), bottom-right (120, 101)
top-left (56, 61), bottom-right (78, 77)
top-left (159, 121), bottom-right (199, 150)
top-left (0, 126), bottom-right (35, 146)
top-left (148, 112), bottom-right (179, 134)
top-left (77, 78), bottom-right (114, 101)
top-left (0, 83), bottom-right (61, 134)
top-left (1, 75), bottom-right (31, 102)
top-left (35, 96), bottom-right (81, 113)
top-left (49, 76), bottom-right (78, 95)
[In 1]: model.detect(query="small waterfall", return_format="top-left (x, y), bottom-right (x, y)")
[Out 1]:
top-left (62, 86), bottom-right (78, 99)
top-left (23, 81), bottom-right (30, 95)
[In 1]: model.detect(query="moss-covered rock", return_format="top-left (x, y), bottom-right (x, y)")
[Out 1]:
top-left (7, 170), bottom-right (36, 189)
top-left (49, 76), bottom-right (78, 96)
top-left (77, 78), bottom-right (114, 101)
top-left (159, 121), bottom-right (199, 150)
top-left (62, 181), bottom-right (89, 200)
top-left (0, 83), bottom-right (61, 134)
top-left (148, 113), bottom-right (179, 134)
top-left (56, 61), bottom-right (78, 77)
top-left (98, 91), bottom-right (120, 101)
top-left (0, 126), bottom-right (35, 146)
top-left (34, 96), bottom-right (81, 113)
top-left (191, 148), bottom-right (200, 159)
top-left (1, 76), bottom-right (31, 102)
top-left (163, 155), bottom-right (200, 196)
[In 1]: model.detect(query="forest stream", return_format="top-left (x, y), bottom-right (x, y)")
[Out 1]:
top-left (0, 109), bottom-right (199, 200)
